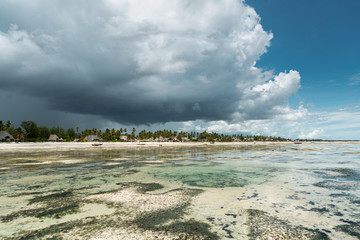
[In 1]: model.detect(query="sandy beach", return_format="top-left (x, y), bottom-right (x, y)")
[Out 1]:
top-left (0, 140), bottom-right (306, 151)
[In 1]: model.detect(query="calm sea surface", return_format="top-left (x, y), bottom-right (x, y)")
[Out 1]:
top-left (0, 142), bottom-right (359, 239)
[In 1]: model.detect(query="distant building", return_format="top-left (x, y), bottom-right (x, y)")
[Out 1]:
top-left (155, 136), bottom-right (166, 142)
top-left (84, 135), bottom-right (103, 141)
top-left (48, 134), bottom-right (59, 142)
top-left (0, 131), bottom-right (15, 142)
top-left (120, 135), bottom-right (128, 141)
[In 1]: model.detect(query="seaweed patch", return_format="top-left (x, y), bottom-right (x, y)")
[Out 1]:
top-left (308, 207), bottom-right (330, 215)
top-left (335, 221), bottom-right (360, 238)
top-left (313, 181), bottom-right (358, 190)
top-left (115, 182), bottom-right (164, 193)
top-left (3, 182), bottom-right (215, 240)
top-left (246, 209), bottom-right (330, 240)
top-left (1, 190), bottom-right (82, 222)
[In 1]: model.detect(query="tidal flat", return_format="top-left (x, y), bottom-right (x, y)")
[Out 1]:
top-left (0, 142), bottom-right (359, 239)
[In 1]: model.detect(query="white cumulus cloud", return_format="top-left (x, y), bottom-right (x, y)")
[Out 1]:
top-left (0, 0), bottom-right (304, 127)
top-left (298, 129), bottom-right (324, 139)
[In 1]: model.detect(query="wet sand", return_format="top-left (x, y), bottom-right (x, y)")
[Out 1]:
top-left (0, 142), bottom-right (359, 239)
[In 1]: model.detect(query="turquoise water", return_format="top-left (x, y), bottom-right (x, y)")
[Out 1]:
top-left (0, 143), bottom-right (359, 239)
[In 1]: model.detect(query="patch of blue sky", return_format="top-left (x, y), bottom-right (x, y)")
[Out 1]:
top-left (246, 0), bottom-right (360, 112)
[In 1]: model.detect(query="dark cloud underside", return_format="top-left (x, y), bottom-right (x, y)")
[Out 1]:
top-left (0, 0), bottom-right (302, 125)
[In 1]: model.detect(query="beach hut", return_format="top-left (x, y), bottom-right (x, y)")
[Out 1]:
top-left (0, 131), bottom-right (15, 142)
top-left (154, 137), bottom-right (163, 142)
top-left (120, 135), bottom-right (128, 141)
top-left (48, 134), bottom-right (59, 142)
top-left (84, 135), bottom-right (103, 141)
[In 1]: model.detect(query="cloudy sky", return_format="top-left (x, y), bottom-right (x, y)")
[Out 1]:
top-left (1, 0), bottom-right (359, 140)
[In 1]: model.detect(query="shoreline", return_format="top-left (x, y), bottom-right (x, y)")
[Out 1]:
top-left (0, 140), bottom-right (359, 151)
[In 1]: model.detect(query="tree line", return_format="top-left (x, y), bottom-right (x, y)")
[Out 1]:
top-left (0, 120), bottom-right (290, 142)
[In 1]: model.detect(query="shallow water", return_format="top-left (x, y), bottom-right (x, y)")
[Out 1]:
top-left (0, 143), bottom-right (359, 239)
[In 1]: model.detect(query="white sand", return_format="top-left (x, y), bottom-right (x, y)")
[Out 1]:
top-left (0, 141), bottom-right (299, 151)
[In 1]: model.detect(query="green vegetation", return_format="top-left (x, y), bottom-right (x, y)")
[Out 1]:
top-left (1, 119), bottom-right (291, 142)
top-left (246, 209), bottom-right (330, 240)
top-left (115, 182), bottom-right (164, 193)
top-left (335, 221), bottom-right (360, 238)
top-left (1, 190), bottom-right (81, 222)
top-left (3, 182), bottom-right (216, 240)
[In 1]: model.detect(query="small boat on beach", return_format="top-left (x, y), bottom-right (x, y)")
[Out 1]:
top-left (92, 143), bottom-right (103, 146)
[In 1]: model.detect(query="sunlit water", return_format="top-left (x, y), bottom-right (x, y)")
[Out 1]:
top-left (0, 142), bottom-right (359, 239)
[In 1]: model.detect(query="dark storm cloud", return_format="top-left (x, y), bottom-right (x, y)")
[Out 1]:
top-left (0, 0), bottom-right (302, 125)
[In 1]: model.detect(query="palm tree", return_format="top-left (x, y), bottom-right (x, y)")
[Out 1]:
top-left (111, 128), bottom-right (116, 138)
top-left (5, 120), bottom-right (12, 131)
top-left (131, 128), bottom-right (136, 139)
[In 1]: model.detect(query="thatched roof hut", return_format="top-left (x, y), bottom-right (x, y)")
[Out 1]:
top-left (120, 135), bottom-right (128, 141)
top-left (48, 134), bottom-right (59, 142)
top-left (0, 131), bottom-right (15, 141)
top-left (84, 135), bottom-right (103, 141)
top-left (155, 136), bottom-right (166, 142)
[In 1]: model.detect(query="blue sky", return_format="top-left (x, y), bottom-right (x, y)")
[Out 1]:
top-left (0, 0), bottom-right (359, 140)
top-left (247, 0), bottom-right (360, 111)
